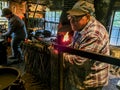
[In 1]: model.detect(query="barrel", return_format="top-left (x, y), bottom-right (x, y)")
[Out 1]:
top-left (0, 67), bottom-right (20, 90)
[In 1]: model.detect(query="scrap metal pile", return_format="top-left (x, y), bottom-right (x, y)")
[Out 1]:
top-left (22, 40), bottom-right (51, 86)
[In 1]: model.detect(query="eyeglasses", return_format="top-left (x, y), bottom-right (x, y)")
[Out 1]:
top-left (67, 15), bottom-right (86, 23)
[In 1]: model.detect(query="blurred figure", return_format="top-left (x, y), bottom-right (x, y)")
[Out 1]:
top-left (1, 8), bottom-right (28, 62)
top-left (63, 1), bottom-right (110, 90)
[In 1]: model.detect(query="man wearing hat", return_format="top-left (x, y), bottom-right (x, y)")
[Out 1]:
top-left (63, 0), bottom-right (110, 90)
top-left (1, 8), bottom-right (28, 62)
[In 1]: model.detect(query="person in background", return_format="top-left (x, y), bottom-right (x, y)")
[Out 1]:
top-left (1, 8), bottom-right (28, 62)
top-left (63, 0), bottom-right (110, 90)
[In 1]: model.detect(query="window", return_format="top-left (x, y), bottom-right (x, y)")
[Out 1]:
top-left (45, 10), bottom-right (62, 36)
top-left (0, 1), bottom-right (8, 16)
top-left (0, 1), bottom-right (8, 29)
top-left (110, 11), bottom-right (120, 46)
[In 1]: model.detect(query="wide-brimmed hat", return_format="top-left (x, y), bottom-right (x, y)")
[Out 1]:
top-left (1, 8), bottom-right (12, 17)
top-left (67, 1), bottom-right (95, 16)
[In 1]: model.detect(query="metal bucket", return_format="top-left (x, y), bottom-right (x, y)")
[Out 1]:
top-left (0, 67), bottom-right (20, 90)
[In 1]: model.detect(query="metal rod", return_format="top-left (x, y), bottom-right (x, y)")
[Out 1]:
top-left (53, 44), bottom-right (120, 66)
top-left (33, 0), bottom-right (40, 18)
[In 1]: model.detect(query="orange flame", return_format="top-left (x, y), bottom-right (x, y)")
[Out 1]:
top-left (63, 32), bottom-right (69, 42)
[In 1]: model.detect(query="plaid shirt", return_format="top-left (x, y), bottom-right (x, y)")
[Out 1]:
top-left (63, 16), bottom-right (110, 89)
